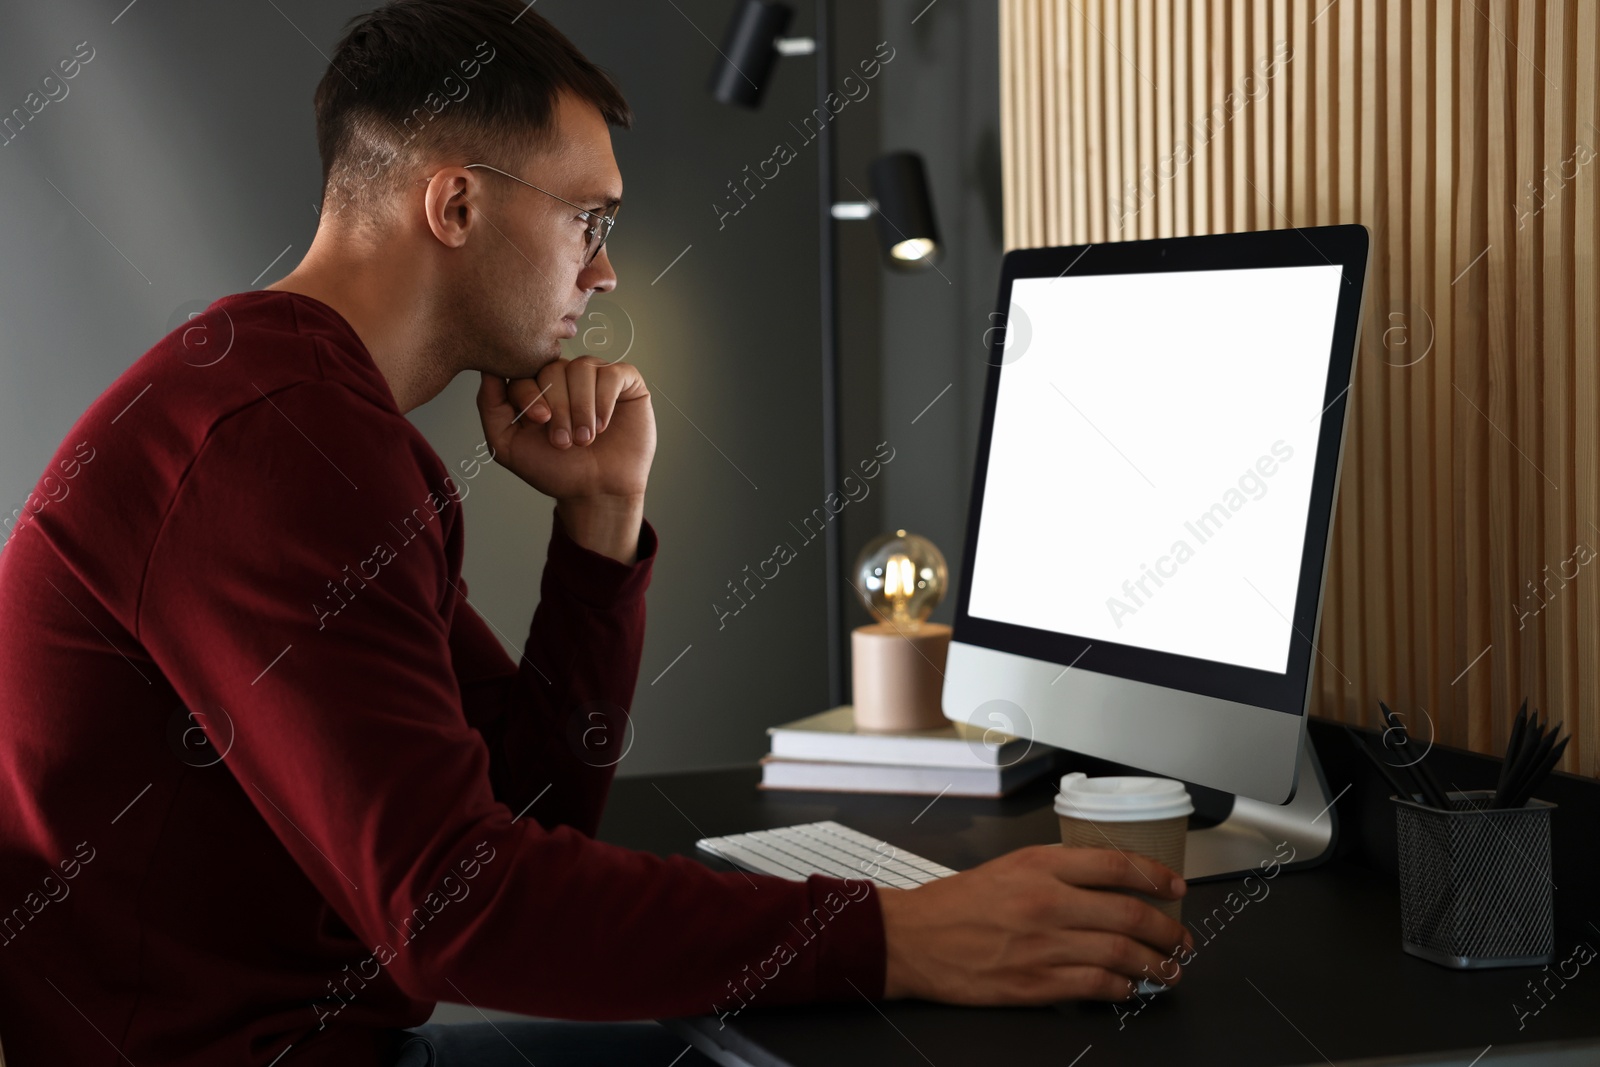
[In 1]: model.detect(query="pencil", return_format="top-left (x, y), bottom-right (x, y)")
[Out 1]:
top-left (1506, 723), bottom-right (1560, 808)
top-left (1494, 699), bottom-right (1528, 803)
top-left (1507, 733), bottom-right (1569, 809)
top-left (1345, 725), bottom-right (1418, 801)
top-left (1378, 702), bottom-right (1450, 809)
top-left (1507, 713), bottom-right (1548, 804)
top-left (1499, 710), bottom-right (1542, 807)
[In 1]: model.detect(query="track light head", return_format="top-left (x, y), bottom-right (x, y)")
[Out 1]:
top-left (708, 0), bottom-right (796, 109)
top-left (868, 151), bottom-right (942, 270)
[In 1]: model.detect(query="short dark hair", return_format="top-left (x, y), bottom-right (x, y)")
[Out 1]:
top-left (313, 0), bottom-right (631, 227)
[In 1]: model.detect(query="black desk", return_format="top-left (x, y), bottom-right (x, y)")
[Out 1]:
top-left (597, 721), bottom-right (1600, 1066)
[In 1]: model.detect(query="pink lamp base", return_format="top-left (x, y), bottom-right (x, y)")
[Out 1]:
top-left (850, 622), bottom-right (952, 732)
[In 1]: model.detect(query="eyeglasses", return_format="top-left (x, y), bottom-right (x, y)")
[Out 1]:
top-left (463, 162), bottom-right (619, 265)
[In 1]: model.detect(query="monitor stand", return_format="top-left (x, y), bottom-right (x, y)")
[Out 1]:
top-left (1184, 727), bottom-right (1338, 882)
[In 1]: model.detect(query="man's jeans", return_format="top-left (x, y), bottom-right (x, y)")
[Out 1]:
top-left (392, 1021), bottom-right (718, 1066)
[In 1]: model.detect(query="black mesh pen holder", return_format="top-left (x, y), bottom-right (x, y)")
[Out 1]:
top-left (1392, 789), bottom-right (1555, 969)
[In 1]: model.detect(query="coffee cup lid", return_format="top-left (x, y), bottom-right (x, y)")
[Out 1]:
top-left (1054, 772), bottom-right (1194, 822)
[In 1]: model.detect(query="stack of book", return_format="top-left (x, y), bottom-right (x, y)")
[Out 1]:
top-left (759, 706), bottom-right (1058, 797)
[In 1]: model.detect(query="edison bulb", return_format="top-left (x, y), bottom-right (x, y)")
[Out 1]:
top-left (854, 529), bottom-right (947, 630)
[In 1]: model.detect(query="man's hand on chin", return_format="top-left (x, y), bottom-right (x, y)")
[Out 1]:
top-left (475, 357), bottom-right (657, 564)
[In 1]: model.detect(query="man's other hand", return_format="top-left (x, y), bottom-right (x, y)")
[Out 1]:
top-left (875, 844), bottom-right (1194, 1005)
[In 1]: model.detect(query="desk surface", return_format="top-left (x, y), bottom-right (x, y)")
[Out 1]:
top-left (597, 757), bottom-right (1600, 1067)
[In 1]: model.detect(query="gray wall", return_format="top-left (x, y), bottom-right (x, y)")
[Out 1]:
top-left (0, 0), bottom-right (999, 778)
top-left (849, 0), bottom-right (1005, 638)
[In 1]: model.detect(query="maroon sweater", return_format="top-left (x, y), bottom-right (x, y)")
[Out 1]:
top-left (0, 291), bottom-right (885, 1066)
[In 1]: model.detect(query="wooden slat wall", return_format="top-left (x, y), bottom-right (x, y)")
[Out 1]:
top-left (999, 0), bottom-right (1598, 777)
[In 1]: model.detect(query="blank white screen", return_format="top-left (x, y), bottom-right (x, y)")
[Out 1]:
top-left (967, 264), bottom-right (1344, 674)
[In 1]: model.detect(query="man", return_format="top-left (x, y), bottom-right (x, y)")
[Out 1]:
top-left (0, 2), bottom-right (1192, 1064)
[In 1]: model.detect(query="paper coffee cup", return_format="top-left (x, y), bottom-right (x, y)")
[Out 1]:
top-left (1054, 772), bottom-right (1193, 922)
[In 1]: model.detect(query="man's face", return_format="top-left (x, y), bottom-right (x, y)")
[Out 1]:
top-left (451, 91), bottom-right (622, 379)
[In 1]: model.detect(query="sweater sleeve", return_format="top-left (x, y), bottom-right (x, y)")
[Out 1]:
top-left (449, 512), bottom-right (659, 839)
top-left (136, 382), bottom-right (886, 1021)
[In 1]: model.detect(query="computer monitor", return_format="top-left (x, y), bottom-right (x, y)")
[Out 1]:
top-left (943, 224), bottom-right (1370, 879)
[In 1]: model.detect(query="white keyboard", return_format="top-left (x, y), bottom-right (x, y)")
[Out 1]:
top-left (695, 820), bottom-right (959, 889)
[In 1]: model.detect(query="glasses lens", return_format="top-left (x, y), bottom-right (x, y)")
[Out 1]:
top-left (587, 207), bottom-right (617, 264)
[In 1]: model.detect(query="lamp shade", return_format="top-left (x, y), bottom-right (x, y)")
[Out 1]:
top-left (708, 0), bottom-right (794, 108)
top-left (868, 151), bottom-right (941, 268)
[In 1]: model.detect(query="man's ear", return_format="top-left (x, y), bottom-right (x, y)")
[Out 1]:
top-left (422, 168), bottom-right (477, 248)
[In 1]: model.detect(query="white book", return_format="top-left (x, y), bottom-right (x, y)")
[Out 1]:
top-left (758, 750), bottom-right (1055, 797)
top-left (767, 705), bottom-right (1051, 768)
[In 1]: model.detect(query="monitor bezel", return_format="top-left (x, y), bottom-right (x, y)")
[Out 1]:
top-left (951, 224), bottom-right (1371, 717)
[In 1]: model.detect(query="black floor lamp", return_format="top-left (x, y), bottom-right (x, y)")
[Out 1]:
top-left (709, 0), bottom-right (943, 707)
